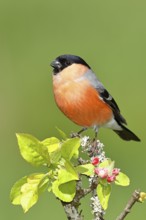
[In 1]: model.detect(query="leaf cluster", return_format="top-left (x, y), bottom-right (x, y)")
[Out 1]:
top-left (10, 132), bottom-right (130, 213)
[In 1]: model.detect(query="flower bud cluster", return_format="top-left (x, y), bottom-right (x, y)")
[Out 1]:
top-left (91, 157), bottom-right (120, 183)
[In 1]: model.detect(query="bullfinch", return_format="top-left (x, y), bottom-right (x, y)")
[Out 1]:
top-left (50, 54), bottom-right (140, 142)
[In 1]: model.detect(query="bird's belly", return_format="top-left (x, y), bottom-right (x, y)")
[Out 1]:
top-left (54, 82), bottom-right (113, 127)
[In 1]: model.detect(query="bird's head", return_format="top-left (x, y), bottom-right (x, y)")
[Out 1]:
top-left (50, 54), bottom-right (90, 75)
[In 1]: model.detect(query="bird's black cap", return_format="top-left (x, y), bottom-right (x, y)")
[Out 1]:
top-left (50, 54), bottom-right (91, 74)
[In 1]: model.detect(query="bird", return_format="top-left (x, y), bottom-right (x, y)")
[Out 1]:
top-left (50, 54), bottom-right (140, 142)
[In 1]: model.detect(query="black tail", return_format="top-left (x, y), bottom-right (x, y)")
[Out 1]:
top-left (114, 125), bottom-right (140, 142)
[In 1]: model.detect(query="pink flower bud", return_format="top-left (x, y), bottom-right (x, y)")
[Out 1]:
top-left (107, 175), bottom-right (116, 183)
top-left (112, 168), bottom-right (120, 176)
top-left (94, 168), bottom-right (108, 179)
top-left (91, 157), bottom-right (99, 166)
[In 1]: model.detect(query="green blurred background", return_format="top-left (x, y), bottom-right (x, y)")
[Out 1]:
top-left (0, 0), bottom-right (146, 219)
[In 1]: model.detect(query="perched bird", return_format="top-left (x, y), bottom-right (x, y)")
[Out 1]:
top-left (50, 54), bottom-right (140, 141)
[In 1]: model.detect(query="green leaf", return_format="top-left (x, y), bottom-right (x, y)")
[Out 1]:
top-left (61, 138), bottom-right (80, 160)
top-left (107, 161), bottom-right (115, 176)
top-left (16, 133), bottom-right (50, 166)
top-left (58, 160), bottom-right (79, 185)
top-left (42, 137), bottom-right (60, 150)
top-left (50, 149), bottom-right (61, 164)
top-left (20, 185), bottom-right (38, 213)
top-left (115, 172), bottom-right (130, 186)
top-left (56, 127), bottom-right (67, 140)
top-left (96, 183), bottom-right (111, 210)
top-left (10, 176), bottom-right (28, 205)
top-left (10, 173), bottom-right (49, 212)
top-left (51, 160), bottom-right (78, 202)
top-left (76, 164), bottom-right (94, 176)
top-left (98, 159), bottom-right (111, 168)
top-left (52, 180), bottom-right (76, 202)
top-left (42, 137), bottom-right (61, 164)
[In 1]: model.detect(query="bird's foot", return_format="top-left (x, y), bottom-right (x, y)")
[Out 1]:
top-left (70, 132), bottom-right (81, 138)
top-left (70, 127), bottom-right (87, 138)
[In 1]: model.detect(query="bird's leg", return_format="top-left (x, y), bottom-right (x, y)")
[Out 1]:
top-left (70, 127), bottom-right (87, 138)
top-left (94, 128), bottom-right (98, 140)
top-left (93, 126), bottom-right (99, 141)
top-left (88, 128), bottom-right (99, 157)
top-left (78, 127), bottom-right (87, 135)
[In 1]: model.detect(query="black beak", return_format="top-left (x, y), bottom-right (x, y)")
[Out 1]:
top-left (50, 60), bottom-right (61, 69)
top-left (50, 60), bottom-right (56, 68)
top-left (50, 60), bottom-right (61, 75)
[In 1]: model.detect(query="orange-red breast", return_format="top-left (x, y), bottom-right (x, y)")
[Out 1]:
top-left (50, 54), bottom-right (140, 141)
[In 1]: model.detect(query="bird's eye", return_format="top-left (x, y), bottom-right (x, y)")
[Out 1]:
top-left (66, 61), bottom-right (70, 65)
top-left (65, 60), bottom-right (71, 66)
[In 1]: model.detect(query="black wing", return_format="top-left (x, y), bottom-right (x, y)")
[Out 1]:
top-left (99, 88), bottom-right (127, 125)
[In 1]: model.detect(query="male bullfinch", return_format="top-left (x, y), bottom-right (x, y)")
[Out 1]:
top-left (50, 54), bottom-right (140, 141)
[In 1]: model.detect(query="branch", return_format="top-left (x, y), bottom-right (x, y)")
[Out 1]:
top-left (91, 190), bottom-right (105, 220)
top-left (60, 137), bottom-right (106, 220)
top-left (61, 176), bottom-right (102, 220)
top-left (61, 177), bottom-right (85, 220)
top-left (61, 201), bottom-right (83, 220)
top-left (116, 189), bottom-right (140, 220)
